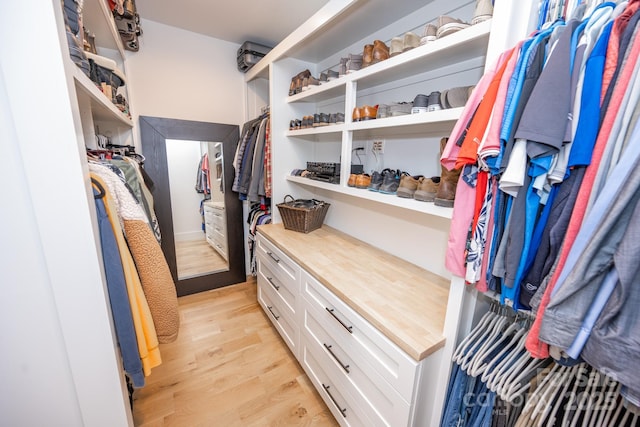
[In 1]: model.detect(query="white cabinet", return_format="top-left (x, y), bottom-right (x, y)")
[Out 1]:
top-left (255, 227), bottom-right (447, 426)
top-left (256, 234), bottom-right (301, 356)
top-left (203, 202), bottom-right (228, 261)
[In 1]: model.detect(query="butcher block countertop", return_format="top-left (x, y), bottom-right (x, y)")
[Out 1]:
top-left (257, 223), bottom-right (450, 361)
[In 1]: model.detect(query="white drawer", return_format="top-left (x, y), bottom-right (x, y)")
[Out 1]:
top-left (256, 234), bottom-right (299, 287)
top-left (257, 256), bottom-right (298, 317)
top-left (303, 303), bottom-right (411, 427)
top-left (300, 336), bottom-right (377, 427)
top-left (257, 279), bottom-right (299, 357)
top-left (301, 270), bottom-right (418, 402)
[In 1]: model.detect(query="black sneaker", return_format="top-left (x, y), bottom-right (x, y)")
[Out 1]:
top-left (379, 169), bottom-right (401, 194)
top-left (368, 168), bottom-right (391, 191)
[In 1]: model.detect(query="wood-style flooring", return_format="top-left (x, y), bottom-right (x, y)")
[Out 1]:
top-left (175, 239), bottom-right (228, 279)
top-left (132, 279), bottom-right (338, 426)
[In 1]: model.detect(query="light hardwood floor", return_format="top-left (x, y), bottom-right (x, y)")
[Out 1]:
top-left (132, 279), bottom-right (338, 426)
top-left (175, 239), bottom-right (228, 279)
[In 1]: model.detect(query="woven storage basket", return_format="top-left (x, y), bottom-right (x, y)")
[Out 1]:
top-left (277, 195), bottom-right (330, 233)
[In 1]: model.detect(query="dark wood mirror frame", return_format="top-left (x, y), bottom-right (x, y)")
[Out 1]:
top-left (139, 116), bottom-right (245, 297)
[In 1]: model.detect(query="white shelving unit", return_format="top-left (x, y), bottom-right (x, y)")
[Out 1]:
top-left (245, 0), bottom-right (539, 425)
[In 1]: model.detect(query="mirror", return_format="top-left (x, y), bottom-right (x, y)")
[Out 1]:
top-left (166, 139), bottom-right (228, 279)
top-left (139, 116), bottom-right (245, 296)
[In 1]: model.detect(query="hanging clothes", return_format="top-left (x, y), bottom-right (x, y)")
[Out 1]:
top-left (232, 112), bottom-right (271, 202)
top-left (441, 0), bottom-right (640, 407)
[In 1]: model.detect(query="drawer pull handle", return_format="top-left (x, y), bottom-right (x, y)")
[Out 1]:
top-left (323, 344), bottom-right (350, 374)
top-left (325, 308), bottom-right (353, 334)
top-left (266, 251), bottom-right (280, 263)
top-left (322, 384), bottom-right (347, 418)
top-left (266, 305), bottom-right (280, 320)
top-left (266, 276), bottom-right (280, 291)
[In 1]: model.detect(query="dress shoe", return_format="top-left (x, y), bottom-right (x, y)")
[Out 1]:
top-left (355, 173), bottom-right (371, 189)
top-left (302, 76), bottom-right (320, 91)
top-left (327, 69), bottom-right (339, 80)
top-left (435, 138), bottom-right (461, 207)
top-left (348, 174), bottom-right (357, 187)
top-left (362, 44), bottom-right (374, 67)
top-left (414, 176), bottom-right (441, 202)
top-left (361, 105), bottom-right (378, 120)
top-left (352, 106), bottom-right (364, 122)
top-left (371, 40), bottom-right (389, 65)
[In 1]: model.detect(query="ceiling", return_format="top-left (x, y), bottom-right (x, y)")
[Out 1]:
top-left (135, 0), bottom-right (331, 48)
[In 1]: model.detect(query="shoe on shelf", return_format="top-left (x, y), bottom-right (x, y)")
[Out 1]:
top-left (368, 168), bottom-right (389, 191)
top-left (339, 57), bottom-right (348, 77)
top-left (327, 69), bottom-right (339, 81)
top-left (346, 53), bottom-right (363, 73)
top-left (318, 112), bottom-right (330, 126)
top-left (414, 176), bottom-right (441, 202)
top-left (348, 174), bottom-right (358, 187)
top-left (329, 113), bottom-right (337, 125)
top-left (435, 138), bottom-right (461, 207)
top-left (389, 37), bottom-right (403, 57)
top-left (379, 169), bottom-right (401, 194)
top-left (377, 104), bottom-right (390, 119)
top-left (294, 69), bottom-right (311, 94)
top-left (397, 173), bottom-right (424, 198)
top-left (289, 120), bottom-right (296, 131)
top-left (289, 78), bottom-right (296, 96)
top-left (420, 23), bottom-right (438, 45)
top-left (411, 94), bottom-right (428, 114)
top-left (361, 105), bottom-right (379, 120)
top-left (427, 91), bottom-right (443, 111)
top-left (302, 75), bottom-right (320, 91)
top-left (371, 40), bottom-right (389, 64)
top-left (319, 72), bottom-right (328, 84)
top-left (472, 0), bottom-right (494, 25)
top-left (389, 101), bottom-right (413, 116)
top-left (336, 112), bottom-right (345, 124)
top-left (436, 16), bottom-right (470, 39)
top-left (352, 106), bottom-right (364, 122)
top-left (355, 173), bottom-right (371, 189)
top-left (403, 32), bottom-right (420, 52)
top-left (362, 43), bottom-right (374, 67)
top-left (441, 86), bottom-right (472, 109)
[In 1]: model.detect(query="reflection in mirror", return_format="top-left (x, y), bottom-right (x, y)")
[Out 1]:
top-left (166, 139), bottom-right (228, 279)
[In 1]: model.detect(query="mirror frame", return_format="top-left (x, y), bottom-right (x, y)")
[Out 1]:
top-left (139, 116), bottom-right (245, 296)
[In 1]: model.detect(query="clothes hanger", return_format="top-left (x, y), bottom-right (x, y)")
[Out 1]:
top-left (476, 320), bottom-right (528, 383)
top-left (483, 330), bottom-right (529, 392)
top-left (531, 364), bottom-right (576, 425)
top-left (501, 355), bottom-right (551, 402)
top-left (518, 361), bottom-right (563, 424)
top-left (460, 308), bottom-right (510, 372)
top-left (452, 304), bottom-right (497, 363)
top-left (455, 305), bottom-right (503, 366)
top-left (468, 314), bottom-right (524, 377)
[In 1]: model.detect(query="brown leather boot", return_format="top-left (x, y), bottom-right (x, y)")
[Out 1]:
top-left (435, 137), bottom-right (461, 207)
top-left (371, 40), bottom-right (389, 64)
top-left (362, 44), bottom-right (374, 67)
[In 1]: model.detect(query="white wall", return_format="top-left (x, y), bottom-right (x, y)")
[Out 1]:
top-left (166, 139), bottom-right (207, 241)
top-left (125, 18), bottom-right (246, 131)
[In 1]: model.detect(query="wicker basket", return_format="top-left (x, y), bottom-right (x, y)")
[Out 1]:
top-left (277, 195), bottom-right (330, 233)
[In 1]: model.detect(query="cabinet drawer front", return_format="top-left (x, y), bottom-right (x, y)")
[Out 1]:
top-left (257, 235), bottom-right (299, 286)
top-left (257, 257), bottom-right (297, 317)
top-left (301, 271), bottom-right (417, 401)
top-left (257, 281), bottom-right (298, 357)
top-left (300, 337), bottom-right (378, 427)
top-left (304, 305), bottom-right (411, 427)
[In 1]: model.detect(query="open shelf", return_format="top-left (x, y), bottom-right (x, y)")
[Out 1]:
top-left (287, 77), bottom-right (347, 103)
top-left (71, 63), bottom-right (132, 126)
top-left (81, 0), bottom-right (125, 56)
top-left (286, 175), bottom-right (453, 219)
top-left (350, 107), bottom-right (462, 137)
top-left (287, 124), bottom-right (345, 138)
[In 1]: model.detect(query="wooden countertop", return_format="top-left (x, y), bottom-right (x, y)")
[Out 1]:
top-left (257, 223), bottom-right (450, 361)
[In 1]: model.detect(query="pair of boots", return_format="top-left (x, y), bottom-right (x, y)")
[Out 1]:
top-left (362, 40), bottom-right (389, 67)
